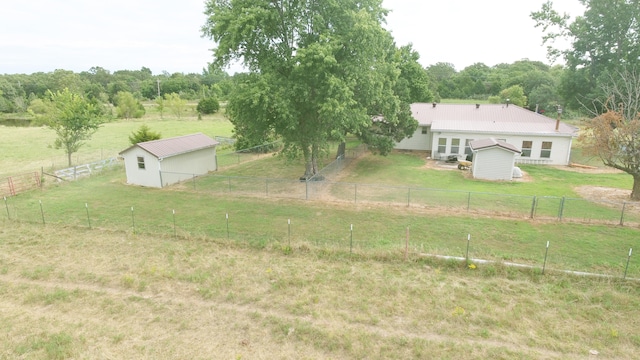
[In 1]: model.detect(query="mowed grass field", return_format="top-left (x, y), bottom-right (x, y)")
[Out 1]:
top-left (2, 111), bottom-right (640, 358)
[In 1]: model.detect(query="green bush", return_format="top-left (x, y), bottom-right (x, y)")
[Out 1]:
top-left (197, 97), bottom-right (220, 114)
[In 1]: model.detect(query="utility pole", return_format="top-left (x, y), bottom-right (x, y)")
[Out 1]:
top-left (157, 79), bottom-right (160, 98)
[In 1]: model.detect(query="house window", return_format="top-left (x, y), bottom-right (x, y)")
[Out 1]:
top-left (438, 138), bottom-right (447, 154)
top-left (421, 127), bottom-right (427, 134)
top-left (541, 141), bottom-right (552, 158)
top-left (451, 138), bottom-right (460, 154)
top-left (464, 139), bottom-right (474, 156)
top-left (137, 156), bottom-right (146, 169)
top-left (521, 141), bottom-right (532, 157)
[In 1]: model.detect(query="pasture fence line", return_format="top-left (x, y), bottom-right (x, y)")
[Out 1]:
top-left (1, 197), bottom-right (637, 281)
top-left (171, 172), bottom-right (640, 227)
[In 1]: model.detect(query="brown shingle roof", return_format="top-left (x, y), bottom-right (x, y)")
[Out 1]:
top-left (411, 103), bottom-right (577, 136)
top-left (120, 133), bottom-right (219, 159)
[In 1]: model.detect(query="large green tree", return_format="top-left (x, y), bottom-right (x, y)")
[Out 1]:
top-left (532, 0), bottom-right (640, 110)
top-left (46, 88), bottom-right (104, 166)
top-left (202, 0), bottom-right (418, 178)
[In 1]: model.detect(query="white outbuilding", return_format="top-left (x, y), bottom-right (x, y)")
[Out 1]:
top-left (469, 138), bottom-right (522, 181)
top-left (119, 133), bottom-right (219, 188)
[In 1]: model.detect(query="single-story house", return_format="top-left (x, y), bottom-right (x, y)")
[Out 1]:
top-left (469, 138), bottom-right (521, 181)
top-left (119, 133), bottom-right (219, 188)
top-left (395, 103), bottom-right (578, 165)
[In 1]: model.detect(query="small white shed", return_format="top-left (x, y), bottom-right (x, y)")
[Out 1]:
top-left (119, 133), bottom-right (219, 188)
top-left (469, 138), bottom-right (521, 181)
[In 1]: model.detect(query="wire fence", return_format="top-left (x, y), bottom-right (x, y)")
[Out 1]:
top-left (162, 172), bottom-right (640, 227)
top-left (2, 192), bottom-right (637, 281)
top-left (2, 142), bottom-right (639, 280)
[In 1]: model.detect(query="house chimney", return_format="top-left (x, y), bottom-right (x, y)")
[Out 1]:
top-left (506, 98), bottom-right (510, 107)
top-left (476, 104), bottom-right (480, 109)
top-left (432, 102), bottom-right (437, 108)
top-left (555, 105), bottom-right (562, 131)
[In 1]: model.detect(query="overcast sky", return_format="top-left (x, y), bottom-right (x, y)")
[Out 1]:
top-left (0, 0), bottom-right (585, 75)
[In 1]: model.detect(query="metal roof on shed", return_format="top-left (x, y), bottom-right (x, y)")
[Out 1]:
top-left (120, 133), bottom-right (219, 159)
top-left (470, 138), bottom-right (521, 153)
top-left (411, 103), bottom-right (577, 136)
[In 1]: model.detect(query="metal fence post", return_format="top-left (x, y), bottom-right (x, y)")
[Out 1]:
top-left (620, 202), bottom-right (627, 226)
top-left (354, 184), bottom-right (357, 204)
top-left (407, 188), bottom-right (411, 207)
top-left (467, 192), bottom-right (471, 212)
top-left (85, 203), bottom-right (91, 229)
top-left (530, 196), bottom-right (537, 219)
top-left (39, 200), bottom-right (45, 225)
top-left (558, 197), bottom-right (565, 221)
top-left (624, 248), bottom-right (632, 279)
top-left (3, 196), bottom-right (9, 220)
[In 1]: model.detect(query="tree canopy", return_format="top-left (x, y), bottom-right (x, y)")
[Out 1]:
top-left (45, 88), bottom-right (104, 166)
top-left (532, 0), bottom-right (640, 110)
top-left (202, 0), bottom-right (421, 177)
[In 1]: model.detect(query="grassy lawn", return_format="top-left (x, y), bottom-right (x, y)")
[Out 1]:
top-left (340, 151), bottom-right (632, 197)
top-left (0, 105), bottom-right (233, 178)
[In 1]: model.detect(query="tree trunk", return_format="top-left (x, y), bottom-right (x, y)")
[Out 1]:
top-left (631, 174), bottom-right (640, 200)
top-left (67, 152), bottom-right (72, 167)
top-left (336, 142), bottom-right (346, 159)
top-left (302, 146), bottom-right (314, 180)
top-left (311, 144), bottom-right (320, 175)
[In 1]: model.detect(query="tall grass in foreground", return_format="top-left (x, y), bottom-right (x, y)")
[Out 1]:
top-left (1, 222), bottom-right (639, 359)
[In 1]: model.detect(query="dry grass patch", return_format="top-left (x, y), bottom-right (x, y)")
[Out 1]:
top-left (1, 221), bottom-right (639, 359)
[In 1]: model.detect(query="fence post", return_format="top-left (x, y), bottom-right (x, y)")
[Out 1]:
top-left (305, 179), bottom-right (309, 200)
top-left (227, 177), bottom-right (231, 193)
top-left (558, 197), bottom-right (565, 221)
top-left (85, 203), bottom-right (91, 229)
top-left (39, 200), bottom-right (45, 225)
top-left (530, 196), bottom-right (537, 219)
top-left (131, 206), bottom-right (135, 234)
top-left (542, 241), bottom-right (550, 274)
top-left (624, 248), bottom-right (632, 279)
top-left (407, 188), bottom-right (411, 207)
top-left (350, 224), bottom-right (353, 255)
top-left (620, 202), bottom-right (627, 226)
top-left (172, 209), bottom-right (177, 239)
top-left (265, 179), bottom-right (269, 197)
top-left (465, 234), bottom-right (470, 262)
top-left (467, 192), bottom-right (471, 212)
top-left (3, 196), bottom-right (9, 220)
top-left (226, 213), bottom-right (229, 239)
top-left (192, 174), bottom-right (196, 190)
top-left (288, 219), bottom-right (291, 246)
top-left (354, 184), bottom-right (357, 204)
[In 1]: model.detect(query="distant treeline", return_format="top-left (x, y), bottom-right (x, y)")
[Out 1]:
top-left (0, 59), bottom-right (572, 116)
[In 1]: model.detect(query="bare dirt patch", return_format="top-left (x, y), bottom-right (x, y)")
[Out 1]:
top-left (574, 185), bottom-right (633, 203)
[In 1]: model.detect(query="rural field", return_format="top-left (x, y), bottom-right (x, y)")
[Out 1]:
top-left (2, 109), bottom-right (640, 358)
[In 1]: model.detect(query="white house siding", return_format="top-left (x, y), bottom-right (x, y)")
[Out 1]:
top-left (121, 148), bottom-right (163, 188)
top-left (471, 147), bottom-right (517, 181)
top-left (159, 148), bottom-right (218, 187)
top-left (394, 126), bottom-right (431, 151)
top-left (431, 132), bottom-right (572, 165)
